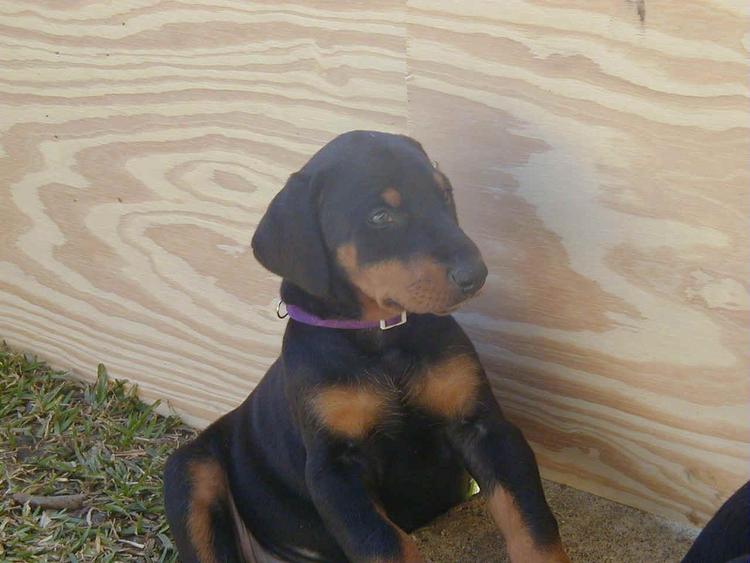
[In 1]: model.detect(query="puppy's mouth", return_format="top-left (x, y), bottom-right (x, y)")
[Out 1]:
top-left (434, 303), bottom-right (465, 316)
top-left (382, 288), bottom-right (482, 317)
top-left (434, 289), bottom-right (483, 315)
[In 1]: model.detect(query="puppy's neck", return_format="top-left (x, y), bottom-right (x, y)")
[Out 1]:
top-left (279, 281), bottom-right (410, 351)
top-left (280, 280), bottom-right (363, 322)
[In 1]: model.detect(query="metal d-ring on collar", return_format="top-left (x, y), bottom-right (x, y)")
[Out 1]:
top-left (378, 311), bottom-right (407, 330)
top-left (275, 300), bottom-right (288, 319)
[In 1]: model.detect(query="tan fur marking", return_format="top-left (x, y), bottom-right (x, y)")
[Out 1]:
top-left (395, 536), bottom-right (425, 563)
top-left (488, 487), bottom-right (569, 563)
top-left (336, 244), bottom-right (458, 315)
top-left (312, 386), bottom-right (389, 439)
top-left (370, 531), bottom-right (424, 563)
top-left (408, 355), bottom-right (481, 418)
top-left (372, 505), bottom-right (426, 563)
top-left (337, 243), bottom-right (358, 274)
top-left (382, 187), bottom-right (402, 207)
top-left (187, 460), bottom-right (226, 563)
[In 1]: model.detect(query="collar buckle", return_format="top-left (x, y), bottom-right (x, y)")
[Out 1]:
top-left (379, 311), bottom-right (407, 330)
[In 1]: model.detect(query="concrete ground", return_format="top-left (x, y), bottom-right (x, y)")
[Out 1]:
top-left (413, 481), bottom-right (699, 563)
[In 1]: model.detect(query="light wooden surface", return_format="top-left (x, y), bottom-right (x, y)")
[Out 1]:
top-left (1, 0), bottom-right (747, 526)
top-left (0, 0), bottom-right (408, 424)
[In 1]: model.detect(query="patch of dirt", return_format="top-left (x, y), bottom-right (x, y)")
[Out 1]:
top-left (413, 481), bottom-right (699, 563)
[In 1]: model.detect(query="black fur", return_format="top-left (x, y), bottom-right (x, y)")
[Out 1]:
top-left (682, 481), bottom-right (750, 563)
top-left (252, 172), bottom-right (331, 298)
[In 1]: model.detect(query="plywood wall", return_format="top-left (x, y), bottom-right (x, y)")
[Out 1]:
top-left (1, 0), bottom-right (747, 526)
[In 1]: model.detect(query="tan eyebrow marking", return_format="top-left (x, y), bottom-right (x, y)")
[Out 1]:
top-left (311, 385), bottom-right (389, 439)
top-left (382, 187), bottom-right (402, 207)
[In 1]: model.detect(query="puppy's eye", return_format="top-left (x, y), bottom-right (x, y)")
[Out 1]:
top-left (368, 208), bottom-right (395, 227)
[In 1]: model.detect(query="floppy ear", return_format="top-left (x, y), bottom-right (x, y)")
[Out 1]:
top-left (251, 172), bottom-right (330, 297)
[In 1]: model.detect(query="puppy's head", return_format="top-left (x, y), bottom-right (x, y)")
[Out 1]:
top-left (252, 131), bottom-right (487, 316)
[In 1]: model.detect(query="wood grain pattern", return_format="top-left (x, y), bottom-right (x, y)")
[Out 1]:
top-left (0, 0), bottom-right (408, 426)
top-left (0, 0), bottom-right (747, 526)
top-left (406, 0), bottom-right (749, 526)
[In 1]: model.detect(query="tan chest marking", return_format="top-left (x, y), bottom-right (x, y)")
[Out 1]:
top-left (311, 385), bottom-right (392, 439)
top-left (382, 187), bottom-right (402, 207)
top-left (407, 354), bottom-right (481, 418)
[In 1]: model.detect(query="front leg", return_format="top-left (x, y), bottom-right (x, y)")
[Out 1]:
top-left (304, 439), bottom-right (423, 563)
top-left (447, 390), bottom-right (569, 563)
top-left (408, 349), bottom-right (568, 562)
top-left (302, 384), bottom-right (424, 563)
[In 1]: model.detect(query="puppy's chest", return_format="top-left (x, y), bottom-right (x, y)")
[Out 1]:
top-left (310, 350), bottom-right (481, 441)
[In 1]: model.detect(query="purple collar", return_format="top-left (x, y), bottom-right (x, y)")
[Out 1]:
top-left (281, 303), bottom-right (407, 330)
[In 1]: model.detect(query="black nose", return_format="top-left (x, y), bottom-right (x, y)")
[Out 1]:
top-left (449, 261), bottom-right (488, 295)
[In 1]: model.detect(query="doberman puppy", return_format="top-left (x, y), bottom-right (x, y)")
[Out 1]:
top-left (164, 131), bottom-right (569, 562)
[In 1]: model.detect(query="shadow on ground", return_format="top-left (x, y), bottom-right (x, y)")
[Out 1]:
top-left (414, 481), bottom-right (698, 563)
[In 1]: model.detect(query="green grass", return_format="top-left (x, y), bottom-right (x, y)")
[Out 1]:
top-left (0, 343), bottom-right (196, 562)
